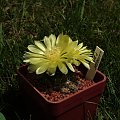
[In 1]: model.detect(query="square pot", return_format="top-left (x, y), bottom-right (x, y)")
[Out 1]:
top-left (17, 65), bottom-right (107, 120)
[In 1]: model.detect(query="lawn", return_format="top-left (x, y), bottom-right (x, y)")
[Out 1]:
top-left (0, 0), bottom-right (120, 119)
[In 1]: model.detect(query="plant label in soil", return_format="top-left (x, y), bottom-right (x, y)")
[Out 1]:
top-left (85, 46), bottom-right (104, 80)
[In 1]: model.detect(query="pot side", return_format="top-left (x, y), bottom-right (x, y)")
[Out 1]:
top-left (17, 65), bottom-right (107, 120)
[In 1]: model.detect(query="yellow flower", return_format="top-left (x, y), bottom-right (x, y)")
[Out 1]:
top-left (24, 34), bottom-right (75, 75)
top-left (23, 34), bottom-right (93, 75)
top-left (65, 41), bottom-right (94, 69)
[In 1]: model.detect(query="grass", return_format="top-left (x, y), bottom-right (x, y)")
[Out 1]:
top-left (0, 0), bottom-right (120, 119)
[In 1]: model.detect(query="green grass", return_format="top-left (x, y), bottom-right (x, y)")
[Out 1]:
top-left (0, 0), bottom-right (120, 119)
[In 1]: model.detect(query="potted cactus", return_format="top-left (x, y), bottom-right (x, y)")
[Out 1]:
top-left (17, 34), bottom-right (107, 120)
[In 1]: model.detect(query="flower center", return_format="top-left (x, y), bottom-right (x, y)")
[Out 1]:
top-left (46, 47), bottom-right (61, 62)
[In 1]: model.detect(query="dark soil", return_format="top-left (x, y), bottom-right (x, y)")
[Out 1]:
top-left (40, 79), bottom-right (94, 102)
top-left (25, 68), bottom-right (95, 102)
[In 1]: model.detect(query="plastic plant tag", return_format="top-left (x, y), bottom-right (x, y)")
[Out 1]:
top-left (0, 112), bottom-right (6, 120)
top-left (85, 46), bottom-right (104, 80)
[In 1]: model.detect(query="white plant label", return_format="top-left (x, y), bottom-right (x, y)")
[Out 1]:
top-left (85, 46), bottom-right (104, 80)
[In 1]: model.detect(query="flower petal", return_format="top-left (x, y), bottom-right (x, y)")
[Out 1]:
top-left (77, 43), bottom-right (83, 50)
top-left (23, 59), bottom-right (30, 63)
top-left (49, 34), bottom-right (56, 47)
top-left (80, 50), bottom-right (92, 54)
top-left (47, 64), bottom-right (57, 76)
top-left (72, 59), bottom-right (80, 66)
top-left (78, 55), bottom-right (93, 63)
top-left (34, 41), bottom-right (46, 51)
top-left (80, 46), bottom-right (87, 51)
top-left (28, 58), bottom-right (45, 64)
top-left (36, 67), bottom-right (47, 74)
top-left (28, 64), bottom-right (38, 73)
top-left (56, 34), bottom-right (69, 49)
top-left (69, 37), bottom-right (72, 43)
top-left (23, 52), bottom-right (44, 58)
top-left (28, 45), bottom-right (44, 54)
top-left (36, 63), bottom-right (48, 74)
top-left (81, 61), bottom-right (90, 69)
top-left (66, 63), bottom-right (75, 72)
top-left (44, 36), bottom-right (51, 50)
top-left (58, 62), bottom-right (68, 74)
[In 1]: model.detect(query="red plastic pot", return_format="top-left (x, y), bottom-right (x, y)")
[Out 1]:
top-left (17, 65), bottom-right (107, 120)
